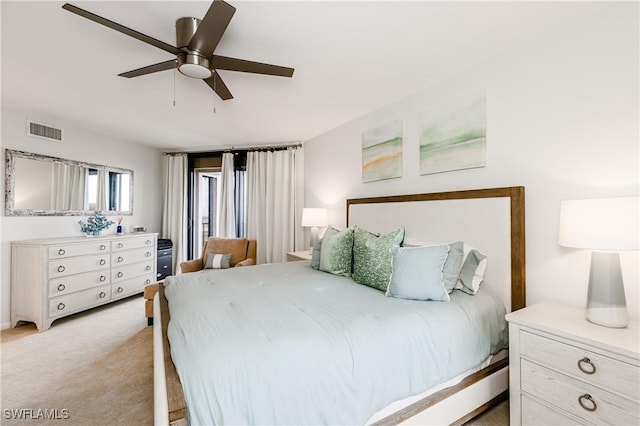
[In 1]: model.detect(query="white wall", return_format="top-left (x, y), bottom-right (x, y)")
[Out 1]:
top-left (0, 108), bottom-right (164, 328)
top-left (303, 4), bottom-right (639, 319)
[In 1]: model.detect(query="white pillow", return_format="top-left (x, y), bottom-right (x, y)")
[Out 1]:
top-left (455, 244), bottom-right (488, 294)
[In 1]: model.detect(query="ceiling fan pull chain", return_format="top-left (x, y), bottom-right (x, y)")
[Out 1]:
top-left (173, 69), bottom-right (177, 107)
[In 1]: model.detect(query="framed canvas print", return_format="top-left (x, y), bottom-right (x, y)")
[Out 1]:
top-left (362, 120), bottom-right (403, 183)
top-left (419, 92), bottom-right (486, 175)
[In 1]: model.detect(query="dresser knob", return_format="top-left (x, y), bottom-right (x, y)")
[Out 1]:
top-left (117, 243), bottom-right (124, 248)
top-left (99, 275), bottom-right (106, 282)
top-left (146, 252), bottom-right (151, 257)
top-left (57, 265), bottom-right (65, 273)
top-left (578, 394), bottom-right (597, 412)
top-left (117, 272), bottom-right (124, 278)
top-left (146, 240), bottom-right (151, 245)
top-left (100, 244), bottom-right (106, 251)
top-left (145, 279), bottom-right (151, 284)
top-left (99, 291), bottom-right (107, 299)
top-left (145, 265), bottom-right (151, 271)
top-left (58, 249), bottom-right (65, 256)
top-left (100, 259), bottom-right (106, 266)
top-left (117, 287), bottom-right (124, 293)
top-left (57, 302), bottom-right (65, 311)
top-left (577, 357), bottom-right (596, 375)
top-left (118, 256), bottom-right (124, 262)
top-left (57, 284), bottom-right (65, 292)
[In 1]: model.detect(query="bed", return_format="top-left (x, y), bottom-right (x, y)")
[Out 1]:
top-left (153, 186), bottom-right (526, 425)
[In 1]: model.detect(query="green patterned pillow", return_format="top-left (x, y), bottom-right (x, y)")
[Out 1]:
top-left (319, 227), bottom-right (354, 276)
top-left (352, 227), bottom-right (405, 291)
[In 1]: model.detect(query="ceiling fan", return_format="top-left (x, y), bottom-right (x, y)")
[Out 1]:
top-left (62, 1), bottom-right (294, 101)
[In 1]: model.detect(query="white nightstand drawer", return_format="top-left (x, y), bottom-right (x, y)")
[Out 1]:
top-left (49, 270), bottom-right (110, 296)
top-left (521, 330), bottom-right (639, 401)
top-left (49, 284), bottom-right (112, 317)
top-left (521, 359), bottom-right (639, 426)
top-left (522, 395), bottom-right (584, 425)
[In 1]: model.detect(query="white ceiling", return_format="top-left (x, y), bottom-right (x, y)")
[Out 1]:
top-left (1, 1), bottom-right (607, 150)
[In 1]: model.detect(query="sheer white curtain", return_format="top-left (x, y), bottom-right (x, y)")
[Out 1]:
top-left (96, 168), bottom-right (109, 211)
top-left (51, 163), bottom-right (87, 210)
top-left (246, 148), bottom-right (300, 264)
top-left (219, 152), bottom-right (237, 237)
top-left (161, 153), bottom-right (188, 274)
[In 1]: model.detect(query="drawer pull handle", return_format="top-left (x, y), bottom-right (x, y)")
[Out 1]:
top-left (146, 251), bottom-right (152, 257)
top-left (117, 243), bottom-right (124, 248)
top-left (117, 272), bottom-right (124, 278)
top-left (57, 284), bottom-right (66, 292)
top-left (117, 287), bottom-right (124, 293)
top-left (145, 279), bottom-right (151, 284)
top-left (99, 275), bottom-right (106, 282)
top-left (57, 265), bottom-right (65, 273)
top-left (100, 244), bottom-right (106, 251)
top-left (145, 265), bottom-right (151, 271)
top-left (57, 302), bottom-right (65, 311)
top-left (118, 256), bottom-right (124, 262)
top-left (146, 240), bottom-right (151, 245)
top-left (578, 394), bottom-right (597, 412)
top-left (100, 259), bottom-right (107, 266)
top-left (99, 291), bottom-right (107, 298)
top-left (58, 249), bottom-right (65, 255)
top-left (578, 357), bottom-right (596, 375)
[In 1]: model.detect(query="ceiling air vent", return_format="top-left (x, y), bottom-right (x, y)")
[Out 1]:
top-left (27, 120), bottom-right (63, 142)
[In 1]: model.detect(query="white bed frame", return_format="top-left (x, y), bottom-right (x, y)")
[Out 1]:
top-left (153, 186), bottom-right (526, 425)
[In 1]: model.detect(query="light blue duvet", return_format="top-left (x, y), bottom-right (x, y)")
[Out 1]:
top-left (164, 261), bottom-right (508, 425)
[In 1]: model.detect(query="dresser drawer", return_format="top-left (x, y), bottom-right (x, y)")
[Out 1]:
top-left (521, 331), bottom-right (639, 401)
top-left (522, 395), bottom-right (584, 425)
top-left (112, 236), bottom-right (155, 252)
top-left (111, 274), bottom-right (153, 300)
top-left (521, 359), bottom-right (639, 425)
top-left (49, 270), bottom-right (110, 296)
top-left (49, 284), bottom-right (112, 317)
top-left (111, 247), bottom-right (154, 266)
top-left (49, 254), bottom-right (110, 278)
top-left (112, 260), bottom-right (154, 283)
top-left (48, 241), bottom-right (110, 259)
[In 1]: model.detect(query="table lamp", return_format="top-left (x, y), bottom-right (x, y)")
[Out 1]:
top-left (301, 208), bottom-right (328, 253)
top-left (559, 196), bottom-right (639, 328)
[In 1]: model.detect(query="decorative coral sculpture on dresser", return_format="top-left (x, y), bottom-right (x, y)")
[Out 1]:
top-left (78, 211), bottom-right (114, 236)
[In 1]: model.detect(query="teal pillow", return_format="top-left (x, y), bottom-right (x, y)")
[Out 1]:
top-left (386, 244), bottom-right (450, 301)
top-left (442, 241), bottom-right (464, 293)
top-left (319, 227), bottom-right (354, 276)
top-left (311, 239), bottom-right (322, 270)
top-left (352, 227), bottom-right (405, 291)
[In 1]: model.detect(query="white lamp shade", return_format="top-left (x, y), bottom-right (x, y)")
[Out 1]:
top-left (301, 208), bottom-right (328, 227)
top-left (559, 196), bottom-right (639, 250)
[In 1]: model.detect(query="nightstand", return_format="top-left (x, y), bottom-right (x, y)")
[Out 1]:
top-left (506, 302), bottom-right (639, 425)
top-left (286, 251), bottom-right (312, 262)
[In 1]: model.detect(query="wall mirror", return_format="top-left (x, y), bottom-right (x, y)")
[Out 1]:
top-left (5, 149), bottom-right (133, 216)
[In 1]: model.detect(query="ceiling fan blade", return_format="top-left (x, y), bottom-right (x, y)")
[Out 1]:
top-left (187, 0), bottom-right (236, 56)
top-left (118, 59), bottom-right (177, 78)
top-left (62, 3), bottom-right (183, 56)
top-left (204, 72), bottom-right (233, 100)
top-left (211, 55), bottom-right (294, 78)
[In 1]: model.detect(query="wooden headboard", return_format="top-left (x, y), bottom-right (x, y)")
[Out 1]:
top-left (346, 186), bottom-right (525, 312)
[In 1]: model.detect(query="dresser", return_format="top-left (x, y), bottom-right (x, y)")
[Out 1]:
top-left (11, 233), bottom-right (157, 331)
top-left (506, 302), bottom-right (639, 425)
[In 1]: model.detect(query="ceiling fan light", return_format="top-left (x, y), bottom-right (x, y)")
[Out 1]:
top-left (177, 53), bottom-right (212, 79)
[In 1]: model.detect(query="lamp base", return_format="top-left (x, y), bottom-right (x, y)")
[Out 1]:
top-left (586, 251), bottom-right (628, 328)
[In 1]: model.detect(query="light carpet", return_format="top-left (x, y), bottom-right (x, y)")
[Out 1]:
top-left (0, 294), bottom-right (507, 425)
